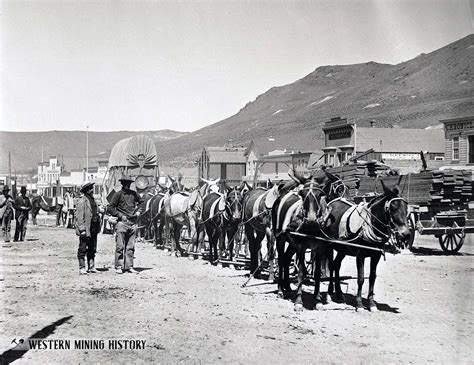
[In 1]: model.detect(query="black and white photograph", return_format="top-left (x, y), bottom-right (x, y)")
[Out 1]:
top-left (1, 0), bottom-right (473, 363)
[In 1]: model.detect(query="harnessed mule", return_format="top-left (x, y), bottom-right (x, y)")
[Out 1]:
top-left (201, 186), bottom-right (243, 265)
top-left (137, 189), bottom-right (156, 241)
top-left (242, 183), bottom-right (279, 280)
top-left (272, 174), bottom-right (329, 311)
top-left (324, 179), bottom-right (410, 311)
top-left (162, 190), bottom-right (200, 256)
top-left (137, 191), bottom-right (167, 246)
top-left (31, 195), bottom-right (59, 225)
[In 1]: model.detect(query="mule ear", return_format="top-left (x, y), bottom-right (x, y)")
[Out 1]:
top-left (397, 174), bottom-right (403, 185)
top-left (189, 190), bottom-right (198, 206)
top-left (326, 170), bottom-right (339, 182)
top-left (288, 169), bottom-right (300, 184)
top-left (223, 180), bottom-right (232, 193)
top-left (218, 194), bottom-right (226, 211)
top-left (380, 179), bottom-right (391, 195)
top-left (199, 183), bottom-right (207, 197)
top-left (178, 174), bottom-right (183, 182)
top-left (168, 175), bottom-right (175, 183)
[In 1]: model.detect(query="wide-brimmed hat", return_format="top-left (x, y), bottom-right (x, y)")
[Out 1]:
top-left (80, 181), bottom-right (95, 192)
top-left (119, 175), bottom-right (134, 183)
top-left (2, 185), bottom-right (10, 192)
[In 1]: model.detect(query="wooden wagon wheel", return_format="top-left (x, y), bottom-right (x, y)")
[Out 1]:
top-left (438, 230), bottom-right (465, 254)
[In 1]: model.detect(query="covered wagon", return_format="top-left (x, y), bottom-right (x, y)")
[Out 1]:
top-left (100, 135), bottom-right (159, 232)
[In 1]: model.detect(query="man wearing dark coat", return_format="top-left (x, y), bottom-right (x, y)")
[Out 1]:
top-left (14, 186), bottom-right (32, 241)
top-left (76, 182), bottom-right (101, 275)
top-left (107, 175), bottom-right (142, 274)
top-left (0, 185), bottom-right (15, 242)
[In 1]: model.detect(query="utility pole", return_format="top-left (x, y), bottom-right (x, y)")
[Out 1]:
top-left (8, 151), bottom-right (11, 190)
top-left (86, 125), bottom-right (89, 181)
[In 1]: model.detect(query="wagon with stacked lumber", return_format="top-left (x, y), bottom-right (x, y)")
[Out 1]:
top-left (341, 167), bottom-right (474, 254)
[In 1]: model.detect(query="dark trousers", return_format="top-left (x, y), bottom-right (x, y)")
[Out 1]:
top-left (2, 211), bottom-right (13, 242)
top-left (115, 222), bottom-right (136, 270)
top-left (77, 234), bottom-right (97, 269)
top-left (56, 205), bottom-right (64, 226)
top-left (14, 213), bottom-right (28, 241)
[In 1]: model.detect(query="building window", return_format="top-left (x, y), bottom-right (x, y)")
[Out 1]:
top-left (452, 137), bottom-right (459, 160)
top-left (328, 154), bottom-right (334, 166)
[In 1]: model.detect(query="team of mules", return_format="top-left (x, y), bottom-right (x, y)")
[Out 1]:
top-left (135, 170), bottom-right (410, 312)
top-left (33, 170), bottom-right (410, 312)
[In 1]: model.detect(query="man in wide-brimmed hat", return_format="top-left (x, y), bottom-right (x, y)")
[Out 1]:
top-left (0, 185), bottom-right (15, 242)
top-left (107, 174), bottom-right (142, 274)
top-left (76, 181), bottom-right (101, 275)
top-left (14, 186), bottom-right (32, 242)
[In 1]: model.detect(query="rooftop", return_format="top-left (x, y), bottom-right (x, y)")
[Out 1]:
top-left (205, 146), bottom-right (247, 163)
top-left (355, 127), bottom-right (445, 153)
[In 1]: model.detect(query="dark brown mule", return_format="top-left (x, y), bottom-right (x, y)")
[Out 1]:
top-left (201, 183), bottom-right (244, 265)
top-left (241, 183), bottom-right (279, 280)
top-left (31, 195), bottom-right (58, 225)
top-left (272, 172), bottom-right (329, 311)
top-left (324, 179), bottom-right (410, 311)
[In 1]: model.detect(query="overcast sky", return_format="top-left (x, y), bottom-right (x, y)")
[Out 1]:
top-left (1, 0), bottom-right (473, 133)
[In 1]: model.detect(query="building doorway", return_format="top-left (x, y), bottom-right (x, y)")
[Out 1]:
top-left (469, 135), bottom-right (474, 163)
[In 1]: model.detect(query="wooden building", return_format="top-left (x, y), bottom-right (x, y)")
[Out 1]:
top-left (322, 117), bottom-right (445, 173)
top-left (197, 146), bottom-right (247, 185)
top-left (258, 150), bottom-right (313, 181)
top-left (440, 116), bottom-right (474, 167)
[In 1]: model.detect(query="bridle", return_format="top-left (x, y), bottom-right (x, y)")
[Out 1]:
top-left (299, 181), bottom-right (325, 219)
top-left (225, 189), bottom-right (242, 219)
top-left (368, 194), bottom-right (408, 237)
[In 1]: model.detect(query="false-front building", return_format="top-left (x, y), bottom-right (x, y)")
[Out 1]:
top-left (322, 117), bottom-right (445, 173)
top-left (440, 116), bottom-right (474, 167)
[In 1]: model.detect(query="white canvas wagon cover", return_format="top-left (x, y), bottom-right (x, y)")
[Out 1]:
top-left (108, 135), bottom-right (157, 168)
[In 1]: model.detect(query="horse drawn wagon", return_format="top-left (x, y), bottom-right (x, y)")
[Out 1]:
top-left (355, 169), bottom-right (474, 254)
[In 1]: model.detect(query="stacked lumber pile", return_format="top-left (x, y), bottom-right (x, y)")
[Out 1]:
top-left (326, 164), bottom-right (365, 199)
top-left (427, 170), bottom-right (472, 212)
top-left (324, 161), bottom-right (474, 209)
top-left (356, 170), bottom-right (473, 210)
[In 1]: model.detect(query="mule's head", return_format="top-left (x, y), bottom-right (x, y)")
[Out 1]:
top-left (381, 179), bottom-right (411, 243)
top-left (297, 174), bottom-right (326, 225)
top-left (168, 175), bottom-right (184, 194)
top-left (224, 186), bottom-right (243, 222)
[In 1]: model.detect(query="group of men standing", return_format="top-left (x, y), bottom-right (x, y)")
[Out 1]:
top-left (0, 175), bottom-right (143, 277)
top-left (0, 185), bottom-right (32, 242)
top-left (75, 175), bottom-right (142, 275)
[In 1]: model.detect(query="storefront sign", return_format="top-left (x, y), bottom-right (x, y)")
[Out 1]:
top-left (328, 129), bottom-right (352, 140)
top-left (382, 153), bottom-right (420, 160)
top-left (445, 121), bottom-right (474, 131)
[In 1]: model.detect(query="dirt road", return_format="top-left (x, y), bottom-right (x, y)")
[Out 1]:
top-left (1, 221), bottom-right (473, 364)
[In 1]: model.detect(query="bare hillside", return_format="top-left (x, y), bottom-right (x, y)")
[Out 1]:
top-left (157, 34), bottom-right (474, 167)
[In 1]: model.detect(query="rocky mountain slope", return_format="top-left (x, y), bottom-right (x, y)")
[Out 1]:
top-left (156, 34), bottom-right (473, 167)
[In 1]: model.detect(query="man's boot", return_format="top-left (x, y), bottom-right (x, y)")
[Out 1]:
top-left (87, 258), bottom-right (99, 273)
top-left (79, 267), bottom-right (88, 275)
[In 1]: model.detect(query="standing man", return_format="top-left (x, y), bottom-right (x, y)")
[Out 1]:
top-left (56, 191), bottom-right (65, 227)
top-left (14, 186), bottom-right (32, 242)
top-left (0, 186), bottom-right (15, 242)
top-left (107, 175), bottom-right (142, 274)
top-left (76, 182), bottom-right (101, 275)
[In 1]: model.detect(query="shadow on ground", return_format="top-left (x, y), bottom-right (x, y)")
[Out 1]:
top-left (0, 315), bottom-right (73, 364)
